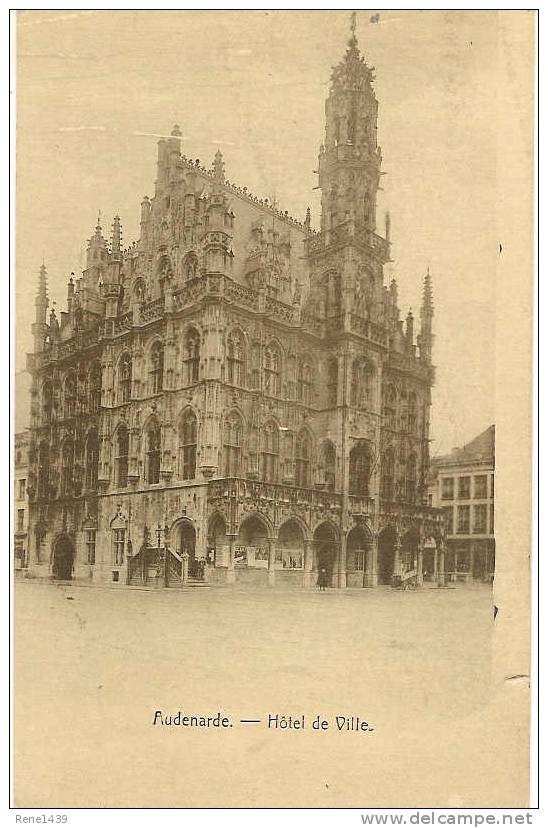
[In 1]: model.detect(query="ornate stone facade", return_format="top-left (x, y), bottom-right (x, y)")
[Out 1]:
top-left (25, 29), bottom-right (444, 589)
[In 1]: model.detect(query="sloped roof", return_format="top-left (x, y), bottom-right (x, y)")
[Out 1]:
top-left (430, 424), bottom-right (495, 476)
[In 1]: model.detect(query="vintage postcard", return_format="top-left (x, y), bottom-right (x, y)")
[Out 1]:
top-left (12, 9), bottom-right (536, 811)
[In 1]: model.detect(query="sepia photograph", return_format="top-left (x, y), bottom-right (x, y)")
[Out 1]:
top-left (11, 9), bottom-right (536, 811)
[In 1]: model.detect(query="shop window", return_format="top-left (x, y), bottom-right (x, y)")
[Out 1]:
top-left (458, 476), bottom-right (471, 499)
top-left (473, 504), bottom-right (487, 534)
top-left (441, 477), bottom-right (454, 500)
top-left (457, 505), bottom-right (470, 534)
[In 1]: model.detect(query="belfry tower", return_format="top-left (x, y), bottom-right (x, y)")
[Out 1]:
top-left (318, 12), bottom-right (382, 235)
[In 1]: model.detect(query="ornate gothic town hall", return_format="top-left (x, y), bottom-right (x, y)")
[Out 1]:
top-left (26, 27), bottom-right (445, 589)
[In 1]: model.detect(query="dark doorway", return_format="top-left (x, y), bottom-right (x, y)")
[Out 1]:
top-left (52, 535), bottom-right (75, 580)
top-left (177, 522), bottom-right (201, 579)
top-left (314, 522), bottom-right (338, 587)
top-left (377, 529), bottom-right (395, 585)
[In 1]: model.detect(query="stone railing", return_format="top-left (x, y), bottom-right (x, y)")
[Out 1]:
top-left (348, 494), bottom-right (376, 516)
top-left (305, 221), bottom-right (390, 262)
top-left (140, 295), bottom-right (165, 324)
top-left (349, 314), bottom-right (389, 347)
top-left (208, 476), bottom-right (343, 515)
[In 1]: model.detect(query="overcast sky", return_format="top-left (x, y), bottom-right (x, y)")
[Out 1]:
top-left (15, 10), bottom-right (503, 454)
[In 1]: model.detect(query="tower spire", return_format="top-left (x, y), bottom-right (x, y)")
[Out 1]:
top-left (318, 14), bottom-right (381, 235)
top-left (349, 10), bottom-right (357, 47)
top-left (111, 214), bottom-right (122, 258)
top-left (418, 268), bottom-right (434, 363)
top-left (32, 263), bottom-right (49, 352)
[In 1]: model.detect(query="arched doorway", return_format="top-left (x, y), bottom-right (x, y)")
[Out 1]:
top-left (401, 530), bottom-right (419, 575)
top-left (378, 527), bottom-right (396, 585)
top-left (236, 514), bottom-right (271, 585)
top-left (277, 519), bottom-right (305, 571)
top-left (313, 522), bottom-right (338, 587)
top-left (207, 513), bottom-right (228, 568)
top-left (52, 535), bottom-right (75, 580)
top-left (346, 524), bottom-right (372, 587)
top-left (175, 521), bottom-right (200, 579)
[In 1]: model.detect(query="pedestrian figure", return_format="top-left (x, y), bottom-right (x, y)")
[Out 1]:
top-left (317, 566), bottom-right (329, 591)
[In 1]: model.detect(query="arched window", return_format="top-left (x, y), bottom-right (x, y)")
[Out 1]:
top-left (89, 363), bottom-right (102, 413)
top-left (381, 447), bottom-right (395, 501)
top-left (42, 381), bottom-right (53, 424)
top-left (85, 430), bottom-right (99, 491)
top-left (149, 341), bottom-right (164, 394)
top-left (383, 385), bottom-right (397, 431)
top-left (184, 254), bottom-right (198, 281)
top-left (63, 373), bottom-right (76, 419)
top-left (179, 410), bottom-right (197, 480)
top-left (350, 358), bottom-right (374, 409)
top-left (297, 358), bottom-right (312, 405)
top-left (408, 392), bottom-right (417, 434)
top-left (77, 371), bottom-right (88, 414)
top-left (133, 278), bottom-right (145, 303)
top-left (183, 328), bottom-right (200, 384)
top-left (250, 342), bottom-right (261, 389)
top-left (145, 421), bottom-right (161, 484)
top-left (223, 411), bottom-right (243, 476)
top-left (319, 440), bottom-right (336, 491)
top-left (327, 357), bottom-right (338, 407)
top-left (349, 442), bottom-right (371, 497)
top-left (405, 453), bottom-right (417, 503)
top-left (118, 354), bottom-right (132, 403)
top-left (61, 439), bottom-right (74, 497)
top-left (115, 425), bottom-right (129, 488)
top-left (227, 330), bottom-right (245, 386)
top-left (37, 442), bottom-right (49, 498)
top-left (263, 342), bottom-right (281, 396)
top-left (295, 429), bottom-right (311, 487)
top-left (261, 420), bottom-right (279, 482)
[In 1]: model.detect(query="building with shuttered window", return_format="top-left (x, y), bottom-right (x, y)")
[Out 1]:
top-left (25, 28), bottom-right (445, 588)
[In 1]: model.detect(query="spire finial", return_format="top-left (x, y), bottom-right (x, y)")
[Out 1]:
top-left (349, 11), bottom-right (357, 46)
top-left (212, 149), bottom-right (225, 184)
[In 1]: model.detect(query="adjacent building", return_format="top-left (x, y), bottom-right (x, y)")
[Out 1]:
top-left (428, 425), bottom-right (495, 582)
top-left (25, 26), bottom-right (445, 589)
top-left (14, 430), bottom-right (30, 570)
